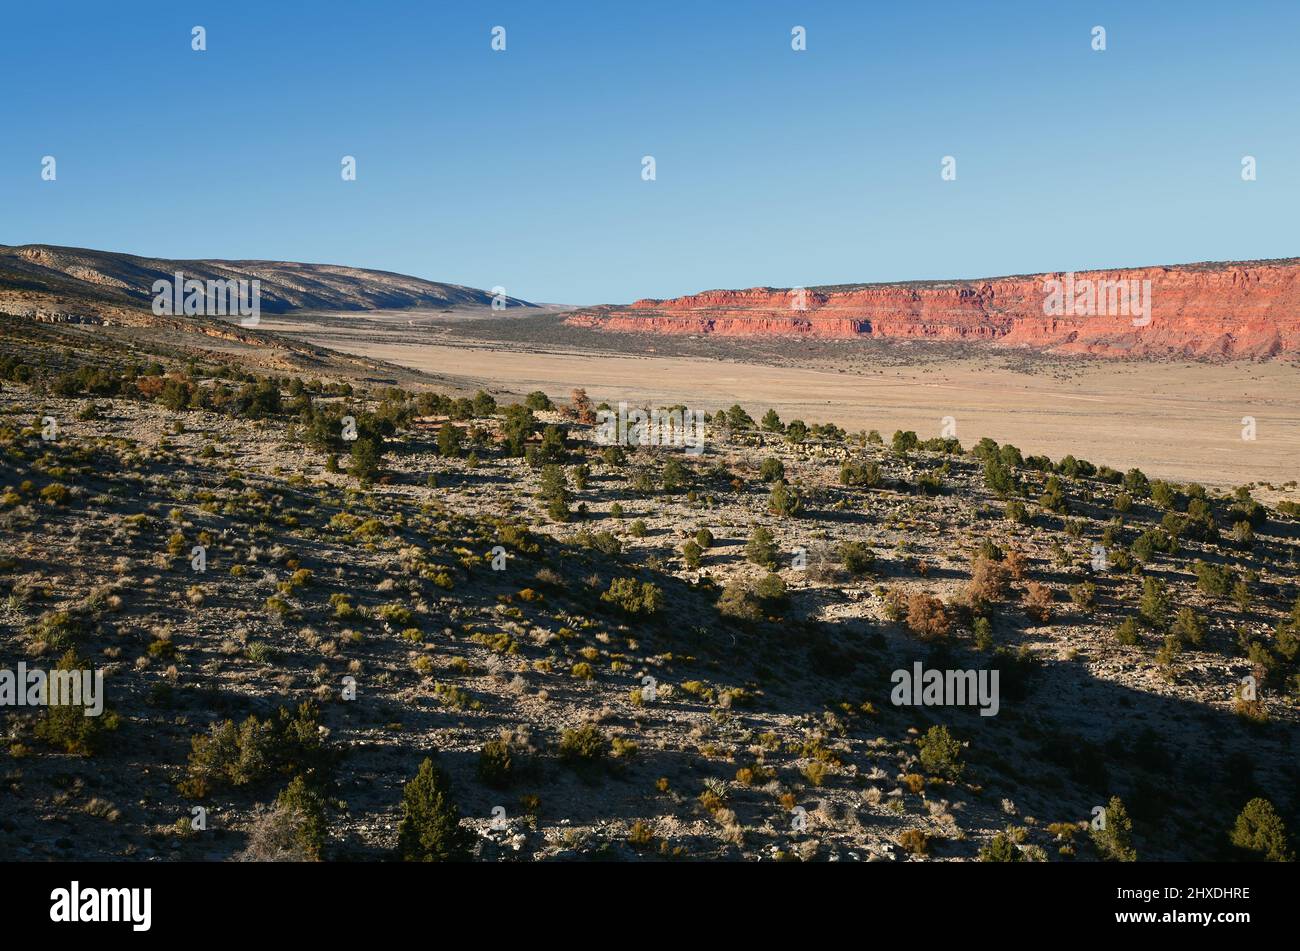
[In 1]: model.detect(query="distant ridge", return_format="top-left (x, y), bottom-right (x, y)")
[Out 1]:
top-left (0, 243), bottom-right (535, 316)
top-left (565, 258), bottom-right (1300, 360)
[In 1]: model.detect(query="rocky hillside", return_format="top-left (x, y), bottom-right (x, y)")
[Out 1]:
top-left (0, 244), bottom-right (535, 318)
top-left (1, 328), bottom-right (1298, 862)
top-left (565, 259), bottom-right (1300, 360)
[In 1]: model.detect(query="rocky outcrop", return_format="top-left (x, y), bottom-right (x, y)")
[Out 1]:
top-left (565, 259), bottom-right (1300, 359)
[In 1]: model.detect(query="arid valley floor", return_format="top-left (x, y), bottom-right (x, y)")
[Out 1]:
top-left (268, 307), bottom-right (1300, 493)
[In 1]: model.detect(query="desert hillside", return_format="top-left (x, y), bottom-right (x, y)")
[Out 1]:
top-left (0, 322), bottom-right (1297, 862)
top-left (565, 259), bottom-right (1300, 359)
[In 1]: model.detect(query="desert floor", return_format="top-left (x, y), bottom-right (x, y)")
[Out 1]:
top-left (261, 311), bottom-right (1300, 493)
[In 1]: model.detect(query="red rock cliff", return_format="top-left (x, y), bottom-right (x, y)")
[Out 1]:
top-left (563, 259), bottom-right (1300, 358)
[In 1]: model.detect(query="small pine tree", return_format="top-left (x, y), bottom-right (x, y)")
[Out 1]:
top-left (348, 437), bottom-right (383, 482)
top-left (979, 831), bottom-right (1023, 862)
top-left (1231, 578), bottom-right (1252, 612)
top-left (1231, 798), bottom-right (1294, 862)
top-left (1114, 617), bottom-right (1141, 646)
top-left (1172, 607), bottom-right (1206, 646)
top-left (395, 758), bottom-right (474, 862)
top-left (745, 527), bottom-right (778, 568)
top-left (437, 422), bottom-right (463, 458)
top-left (35, 649), bottom-right (118, 754)
top-left (983, 458), bottom-right (1018, 497)
top-left (768, 479), bottom-right (803, 517)
top-left (1091, 796), bottom-right (1137, 861)
top-left (1139, 576), bottom-right (1171, 630)
top-left (275, 775), bottom-right (327, 860)
top-left (662, 458), bottom-right (688, 493)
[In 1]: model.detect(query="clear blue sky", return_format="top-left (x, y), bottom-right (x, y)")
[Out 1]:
top-left (2, 1), bottom-right (1296, 304)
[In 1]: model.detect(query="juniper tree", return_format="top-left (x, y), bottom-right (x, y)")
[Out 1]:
top-left (1091, 796), bottom-right (1137, 861)
top-left (1139, 576), bottom-right (1171, 631)
top-left (395, 758), bottom-right (474, 862)
top-left (745, 527), bottom-right (778, 568)
top-left (1230, 798), bottom-right (1294, 862)
top-left (768, 479), bottom-right (803, 517)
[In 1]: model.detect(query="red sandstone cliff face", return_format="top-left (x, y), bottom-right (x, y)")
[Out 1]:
top-left (564, 260), bottom-right (1300, 359)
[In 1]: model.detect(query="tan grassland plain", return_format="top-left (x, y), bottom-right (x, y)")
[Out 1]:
top-left (263, 314), bottom-right (1300, 492)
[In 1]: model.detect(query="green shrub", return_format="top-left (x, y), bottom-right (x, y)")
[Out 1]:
top-left (754, 572), bottom-right (787, 611)
top-left (26, 611), bottom-right (83, 652)
top-left (377, 602), bottom-right (415, 627)
top-left (437, 423), bottom-right (463, 458)
top-left (180, 702), bottom-right (329, 798)
top-left (478, 738), bottom-right (515, 788)
top-left (979, 831), bottom-right (1024, 862)
top-left (1068, 581), bottom-right (1096, 609)
top-left (891, 430), bottom-right (918, 454)
top-left (39, 483), bottom-right (70, 505)
top-left (917, 725), bottom-right (964, 781)
top-left (1004, 500), bottom-right (1029, 524)
top-left (348, 437), bottom-right (383, 482)
top-left (717, 582), bottom-right (763, 622)
top-left (558, 724), bottom-right (608, 765)
top-left (1195, 560), bottom-right (1234, 598)
top-left (600, 578), bottom-right (663, 616)
top-left (838, 541), bottom-right (874, 575)
top-left (682, 539), bottom-right (702, 569)
top-left (661, 459), bottom-right (688, 493)
top-left (1038, 476), bottom-right (1068, 514)
top-left (983, 459), bottom-right (1018, 497)
top-left (841, 460), bottom-right (882, 488)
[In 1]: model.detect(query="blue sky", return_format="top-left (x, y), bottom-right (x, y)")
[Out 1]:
top-left (1, 1), bottom-right (1296, 303)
